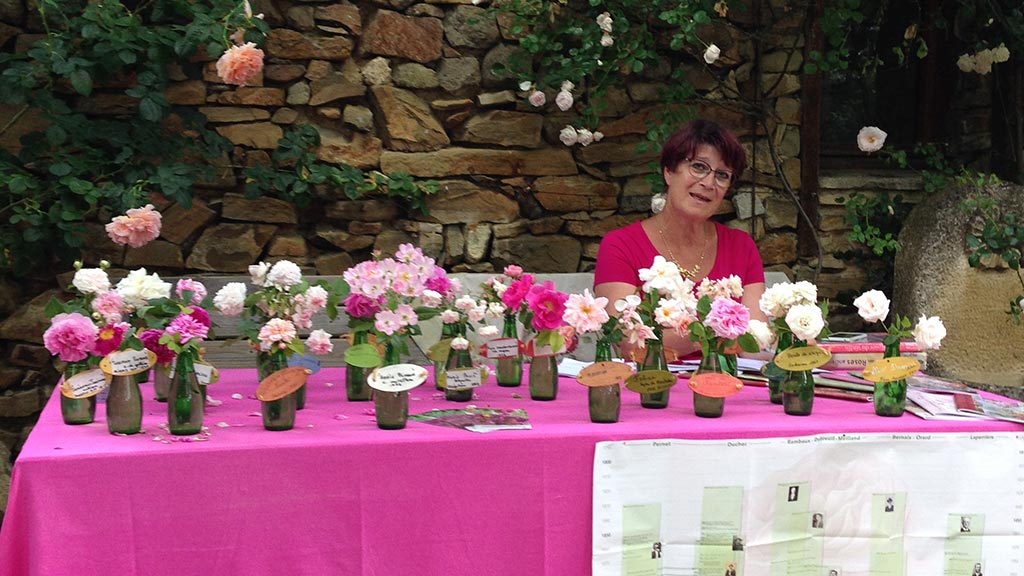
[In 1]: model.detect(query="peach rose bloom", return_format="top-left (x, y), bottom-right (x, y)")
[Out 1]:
top-left (105, 204), bottom-right (161, 248)
top-left (216, 42), bottom-right (265, 86)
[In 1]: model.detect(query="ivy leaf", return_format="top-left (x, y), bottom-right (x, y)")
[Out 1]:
top-left (69, 69), bottom-right (93, 96)
top-left (139, 97), bottom-right (162, 122)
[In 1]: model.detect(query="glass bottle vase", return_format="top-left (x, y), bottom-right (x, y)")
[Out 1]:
top-left (528, 355), bottom-right (558, 401)
top-left (346, 331), bottom-right (373, 401)
top-left (375, 342), bottom-right (408, 430)
top-left (495, 314), bottom-right (523, 387)
top-left (588, 340), bottom-right (620, 423)
top-left (445, 326), bottom-right (474, 402)
top-left (639, 339), bottom-right (670, 409)
top-left (258, 350), bottom-right (295, 431)
top-left (782, 369), bottom-right (815, 416)
top-left (765, 332), bottom-right (791, 405)
top-left (692, 352), bottom-right (726, 418)
top-left (168, 352), bottom-right (203, 435)
top-left (61, 360), bottom-right (97, 425)
top-left (106, 373), bottom-right (143, 435)
top-left (434, 322), bottom-right (456, 391)
top-left (152, 362), bottom-right (171, 402)
top-left (874, 341), bottom-right (908, 417)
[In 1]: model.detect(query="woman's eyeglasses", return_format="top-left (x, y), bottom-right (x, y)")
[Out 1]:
top-left (686, 160), bottom-right (733, 187)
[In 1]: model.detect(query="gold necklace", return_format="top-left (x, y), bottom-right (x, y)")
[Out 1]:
top-left (658, 224), bottom-right (708, 279)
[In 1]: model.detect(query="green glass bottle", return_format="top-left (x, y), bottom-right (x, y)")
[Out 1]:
top-left (434, 322), bottom-right (456, 391)
top-left (168, 351), bottom-right (203, 435)
top-left (61, 360), bottom-right (97, 425)
top-left (375, 343), bottom-right (408, 430)
top-left (692, 352), bottom-right (725, 418)
top-left (874, 340), bottom-right (908, 417)
top-left (445, 325), bottom-right (474, 402)
top-left (639, 339), bottom-right (670, 409)
top-left (495, 313), bottom-right (523, 387)
top-left (588, 340), bottom-right (620, 423)
top-left (346, 331), bottom-right (373, 401)
top-left (259, 350), bottom-right (295, 431)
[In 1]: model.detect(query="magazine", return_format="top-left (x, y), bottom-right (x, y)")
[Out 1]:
top-left (906, 390), bottom-right (994, 421)
top-left (409, 407), bottom-right (532, 433)
top-left (906, 373), bottom-right (975, 395)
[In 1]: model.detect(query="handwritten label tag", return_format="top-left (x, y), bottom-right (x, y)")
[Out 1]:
top-left (861, 356), bottom-right (921, 383)
top-left (368, 364), bottom-right (428, 393)
top-left (61, 369), bottom-right (107, 399)
top-left (100, 349), bottom-right (156, 376)
top-left (486, 338), bottom-right (520, 360)
top-left (774, 346), bottom-right (831, 371)
top-left (577, 361), bottom-right (634, 388)
top-left (687, 372), bottom-right (743, 398)
top-left (168, 362), bottom-right (219, 386)
top-left (444, 368), bottom-right (482, 391)
top-left (256, 367), bottom-right (309, 402)
top-left (524, 340), bottom-right (565, 358)
top-left (625, 370), bottom-right (677, 394)
top-left (288, 353), bottom-right (321, 374)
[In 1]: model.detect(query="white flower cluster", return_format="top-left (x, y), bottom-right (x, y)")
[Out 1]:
top-left (72, 268), bottom-right (111, 295)
top-left (759, 281), bottom-right (824, 342)
top-left (696, 274), bottom-right (742, 300)
top-left (559, 125), bottom-right (604, 147)
top-left (957, 44), bottom-right (1010, 75)
top-left (116, 268), bottom-right (172, 308)
top-left (596, 12), bottom-right (614, 47)
top-left (852, 289), bottom-right (947, 351)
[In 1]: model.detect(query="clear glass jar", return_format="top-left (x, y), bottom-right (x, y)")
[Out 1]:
top-left (168, 351), bottom-right (203, 435)
top-left (639, 339), bottom-right (670, 409)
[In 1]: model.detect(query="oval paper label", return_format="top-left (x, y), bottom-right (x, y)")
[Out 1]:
top-left (100, 349), bottom-right (156, 376)
top-left (256, 367), bottom-right (310, 402)
top-left (578, 361), bottom-right (635, 388)
top-left (367, 363), bottom-right (428, 393)
top-left (687, 372), bottom-right (743, 398)
top-left (774, 346), bottom-right (831, 371)
top-left (61, 369), bottom-right (108, 399)
top-left (625, 370), bottom-right (677, 394)
top-left (486, 338), bottom-right (520, 360)
top-left (861, 356), bottom-right (921, 383)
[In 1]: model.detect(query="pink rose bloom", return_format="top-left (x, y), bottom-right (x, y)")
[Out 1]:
top-left (374, 310), bottom-right (403, 336)
top-left (562, 289), bottom-right (609, 334)
top-left (258, 318), bottom-right (296, 351)
top-left (306, 329), bottom-right (334, 355)
top-left (43, 313), bottom-right (99, 362)
top-left (166, 314), bottom-right (209, 344)
top-left (106, 204), bottom-right (162, 248)
top-left (215, 42), bottom-right (265, 86)
top-left (93, 322), bottom-right (131, 356)
top-left (175, 279), bottom-right (207, 305)
top-left (184, 306), bottom-right (211, 328)
top-left (344, 293), bottom-right (380, 319)
top-left (501, 274), bottom-right (535, 311)
top-left (525, 281), bottom-right (569, 331)
top-left (704, 298), bottom-right (750, 340)
top-left (503, 265), bottom-right (523, 278)
top-left (425, 266), bottom-right (453, 296)
top-left (139, 328), bottom-right (175, 364)
top-left (527, 90), bottom-right (546, 107)
top-left (91, 290), bottom-right (124, 324)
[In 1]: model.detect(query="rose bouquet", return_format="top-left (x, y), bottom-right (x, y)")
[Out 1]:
top-left (478, 265), bottom-right (534, 387)
top-left (759, 281), bottom-right (830, 415)
top-left (757, 280), bottom-right (822, 404)
top-left (212, 260), bottom-right (337, 417)
top-left (518, 279), bottom-right (569, 400)
top-left (853, 289), bottom-right (946, 416)
top-left (435, 293), bottom-right (494, 401)
top-left (562, 289), bottom-right (624, 422)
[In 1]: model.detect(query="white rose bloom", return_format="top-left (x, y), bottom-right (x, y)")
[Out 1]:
top-left (600, 33), bottom-right (614, 47)
top-left (478, 325), bottom-right (499, 338)
top-left (614, 294), bottom-right (641, 313)
top-left (577, 128), bottom-right (595, 146)
top-left (116, 268), bottom-right (171, 307)
top-left (440, 309), bottom-right (461, 324)
top-left (72, 268), bottom-right (110, 294)
top-left (486, 302), bottom-right (507, 317)
top-left (723, 275), bottom-right (744, 299)
top-left (420, 289), bottom-right (443, 308)
top-left (747, 319), bottom-right (776, 351)
top-left (651, 193), bottom-right (666, 214)
top-left (559, 125), bottom-right (579, 146)
top-left (639, 256), bottom-right (685, 297)
top-left (214, 282), bottom-right (247, 316)
top-left (267, 260), bottom-right (303, 289)
top-left (596, 12), bottom-right (613, 33)
top-left (560, 80), bottom-right (574, 92)
top-left (790, 281), bottom-right (818, 306)
top-left (956, 53), bottom-right (977, 73)
top-left (518, 80), bottom-right (533, 91)
top-left (993, 44), bottom-right (1010, 63)
top-left (785, 303), bottom-right (825, 342)
top-left (853, 289), bottom-right (890, 323)
top-left (249, 262), bottom-right (270, 286)
top-left (468, 304), bottom-right (487, 323)
top-left (857, 126), bottom-right (887, 152)
top-left (593, 131), bottom-right (604, 142)
top-left (555, 90), bottom-right (574, 111)
top-left (703, 43), bottom-right (721, 64)
top-left (912, 315), bottom-right (946, 350)
top-left (492, 281), bottom-right (508, 296)
top-left (450, 337), bottom-right (470, 351)
top-left (454, 294), bottom-right (477, 312)
top-left (140, 273), bottom-right (172, 301)
top-left (974, 49), bottom-right (994, 74)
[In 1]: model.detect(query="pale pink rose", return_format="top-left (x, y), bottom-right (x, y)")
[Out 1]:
top-left (258, 318), bottom-right (296, 351)
top-left (562, 289), bottom-right (610, 334)
top-left (528, 90), bottom-right (546, 107)
top-left (215, 42), bottom-right (265, 86)
top-left (555, 90), bottom-right (574, 112)
top-left (440, 309), bottom-right (461, 324)
top-left (175, 278), bottom-right (207, 305)
top-left (306, 329), bottom-right (334, 355)
top-left (857, 126), bottom-right (887, 153)
top-left (44, 313), bottom-right (98, 362)
top-left (503, 265), bottom-right (523, 278)
top-left (374, 310), bottom-right (403, 336)
top-left (91, 290), bottom-right (124, 324)
top-left (106, 204), bottom-right (161, 248)
top-left (303, 285), bottom-right (329, 311)
top-left (450, 337), bottom-right (470, 351)
top-left (704, 298), bottom-right (750, 340)
top-left (478, 325), bottom-right (499, 338)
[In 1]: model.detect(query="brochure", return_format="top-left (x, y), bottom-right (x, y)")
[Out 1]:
top-left (409, 407), bottom-right (531, 433)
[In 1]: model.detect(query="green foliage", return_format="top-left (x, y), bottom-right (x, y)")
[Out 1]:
top-left (962, 191), bottom-right (1024, 325)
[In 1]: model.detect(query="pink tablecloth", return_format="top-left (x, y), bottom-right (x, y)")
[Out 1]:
top-left (1, 367), bottom-right (1019, 576)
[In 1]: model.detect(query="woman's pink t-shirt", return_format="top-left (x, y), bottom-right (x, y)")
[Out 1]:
top-left (593, 221), bottom-right (765, 288)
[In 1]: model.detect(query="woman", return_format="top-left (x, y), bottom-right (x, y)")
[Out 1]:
top-left (594, 119), bottom-right (767, 360)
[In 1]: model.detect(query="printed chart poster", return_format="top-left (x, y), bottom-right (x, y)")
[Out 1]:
top-left (592, 433), bottom-right (1024, 576)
